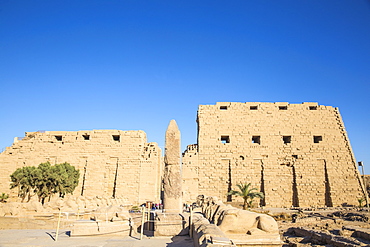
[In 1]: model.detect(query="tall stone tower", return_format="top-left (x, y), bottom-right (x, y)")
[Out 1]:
top-left (163, 120), bottom-right (182, 213)
top-left (182, 102), bottom-right (366, 207)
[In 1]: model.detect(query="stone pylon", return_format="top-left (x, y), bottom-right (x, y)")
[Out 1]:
top-left (163, 119), bottom-right (182, 213)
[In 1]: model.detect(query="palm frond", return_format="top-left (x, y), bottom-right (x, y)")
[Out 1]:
top-left (228, 182), bottom-right (264, 209)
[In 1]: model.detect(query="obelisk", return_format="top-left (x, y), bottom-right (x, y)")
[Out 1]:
top-left (163, 119), bottom-right (182, 213)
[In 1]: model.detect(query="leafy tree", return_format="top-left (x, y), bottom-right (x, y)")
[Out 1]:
top-left (33, 162), bottom-right (55, 205)
top-left (227, 182), bottom-right (264, 210)
top-left (10, 166), bottom-right (37, 202)
top-left (52, 162), bottom-right (80, 198)
top-left (10, 162), bottom-right (80, 204)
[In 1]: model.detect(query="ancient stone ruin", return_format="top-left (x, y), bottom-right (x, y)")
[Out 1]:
top-left (191, 196), bottom-right (282, 246)
top-left (0, 102), bottom-right (367, 208)
top-left (182, 102), bottom-right (367, 207)
top-left (0, 130), bottom-right (162, 205)
top-left (163, 119), bottom-right (183, 213)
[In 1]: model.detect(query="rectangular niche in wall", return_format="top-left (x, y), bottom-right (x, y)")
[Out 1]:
top-left (221, 136), bottom-right (230, 144)
top-left (279, 106), bottom-right (288, 110)
top-left (112, 135), bottom-right (120, 142)
top-left (313, 136), bottom-right (322, 143)
top-left (283, 136), bottom-right (291, 144)
top-left (55, 136), bottom-right (63, 141)
top-left (252, 136), bottom-right (260, 144)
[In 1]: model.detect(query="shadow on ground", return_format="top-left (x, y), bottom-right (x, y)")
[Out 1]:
top-left (167, 235), bottom-right (194, 247)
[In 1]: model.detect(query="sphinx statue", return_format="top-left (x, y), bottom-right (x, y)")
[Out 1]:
top-left (195, 196), bottom-right (282, 246)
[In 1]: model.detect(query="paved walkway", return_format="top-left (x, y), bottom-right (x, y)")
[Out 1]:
top-left (0, 229), bottom-right (194, 247)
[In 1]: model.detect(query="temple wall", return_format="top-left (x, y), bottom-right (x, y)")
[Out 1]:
top-left (182, 102), bottom-right (365, 207)
top-left (0, 130), bottom-right (162, 206)
top-left (182, 144), bottom-right (199, 203)
top-left (1, 101), bottom-right (365, 208)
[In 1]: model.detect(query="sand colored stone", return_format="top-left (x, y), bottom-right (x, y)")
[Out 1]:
top-left (192, 196), bottom-right (282, 246)
top-left (182, 102), bottom-right (367, 207)
top-left (0, 130), bottom-right (162, 206)
top-left (163, 120), bottom-right (182, 213)
top-left (0, 102), bottom-right (367, 209)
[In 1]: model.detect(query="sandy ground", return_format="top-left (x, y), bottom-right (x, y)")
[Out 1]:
top-left (0, 229), bottom-right (194, 247)
top-left (1, 207), bottom-right (370, 246)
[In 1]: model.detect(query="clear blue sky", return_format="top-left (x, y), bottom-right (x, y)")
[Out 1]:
top-left (1, 1), bottom-right (369, 173)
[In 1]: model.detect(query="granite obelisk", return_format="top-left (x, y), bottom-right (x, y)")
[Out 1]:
top-left (163, 119), bottom-right (182, 213)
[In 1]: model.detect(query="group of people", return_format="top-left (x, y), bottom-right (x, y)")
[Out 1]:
top-left (140, 202), bottom-right (162, 210)
top-left (139, 202), bottom-right (194, 212)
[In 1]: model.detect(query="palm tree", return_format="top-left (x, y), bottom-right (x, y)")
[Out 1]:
top-left (227, 182), bottom-right (264, 210)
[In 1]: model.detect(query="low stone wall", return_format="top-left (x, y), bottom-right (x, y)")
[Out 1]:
top-left (0, 216), bottom-right (67, 230)
top-left (0, 195), bottom-right (135, 238)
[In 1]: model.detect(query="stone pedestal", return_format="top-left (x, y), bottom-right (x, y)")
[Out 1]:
top-left (153, 212), bottom-right (189, 236)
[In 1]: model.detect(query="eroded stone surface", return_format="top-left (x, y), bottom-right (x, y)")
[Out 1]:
top-left (0, 102), bottom-right (366, 210)
top-left (0, 130), bottom-right (162, 206)
top-left (197, 196), bottom-right (283, 246)
top-left (182, 102), bottom-right (366, 207)
top-left (163, 120), bottom-right (182, 213)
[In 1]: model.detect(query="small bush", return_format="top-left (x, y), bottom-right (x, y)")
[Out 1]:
top-left (130, 205), bottom-right (141, 213)
top-left (0, 193), bottom-right (9, 203)
top-left (358, 198), bottom-right (365, 208)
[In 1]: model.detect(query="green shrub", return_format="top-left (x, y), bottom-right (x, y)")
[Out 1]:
top-left (0, 193), bottom-right (9, 203)
top-left (10, 162), bottom-right (79, 204)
